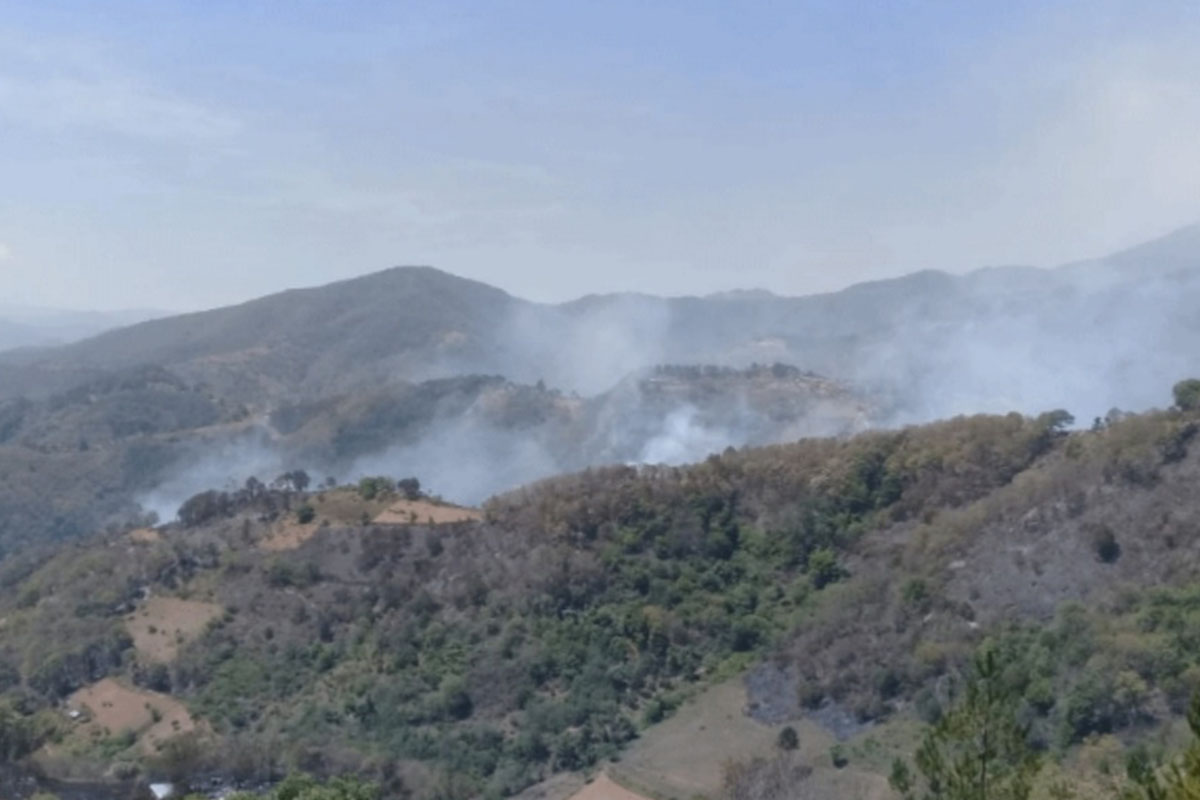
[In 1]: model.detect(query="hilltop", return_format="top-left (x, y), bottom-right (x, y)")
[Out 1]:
top-left (0, 392), bottom-right (1198, 798)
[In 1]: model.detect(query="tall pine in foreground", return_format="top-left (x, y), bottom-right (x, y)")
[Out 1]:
top-left (890, 646), bottom-right (1040, 800)
top-left (1126, 693), bottom-right (1200, 800)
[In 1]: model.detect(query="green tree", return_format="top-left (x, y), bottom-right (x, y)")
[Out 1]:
top-left (1174, 380), bottom-right (1200, 412)
top-left (777, 725), bottom-right (799, 751)
top-left (892, 646), bottom-right (1040, 800)
top-left (1125, 692), bottom-right (1200, 800)
top-left (807, 547), bottom-right (846, 589)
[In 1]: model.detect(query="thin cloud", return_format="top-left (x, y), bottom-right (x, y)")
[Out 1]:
top-left (0, 35), bottom-right (238, 142)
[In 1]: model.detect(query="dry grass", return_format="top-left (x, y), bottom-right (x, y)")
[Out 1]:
top-left (567, 774), bottom-right (654, 800)
top-left (125, 595), bottom-right (222, 662)
top-left (607, 678), bottom-right (891, 800)
top-left (374, 498), bottom-right (482, 525)
top-left (67, 678), bottom-right (197, 753)
top-left (128, 527), bottom-right (162, 544)
top-left (260, 518), bottom-right (323, 552)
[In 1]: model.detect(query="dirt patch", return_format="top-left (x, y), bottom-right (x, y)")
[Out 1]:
top-left (567, 774), bottom-right (652, 800)
top-left (374, 499), bottom-right (482, 526)
top-left (260, 518), bottom-right (322, 552)
top-left (127, 528), bottom-right (161, 544)
top-left (66, 678), bottom-right (196, 753)
top-left (125, 596), bottom-right (222, 662)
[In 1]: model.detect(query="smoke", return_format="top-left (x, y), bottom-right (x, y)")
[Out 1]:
top-left (348, 415), bottom-right (561, 506)
top-left (136, 432), bottom-right (289, 522)
top-left (637, 406), bottom-right (736, 465)
top-left (134, 246), bottom-right (1200, 519)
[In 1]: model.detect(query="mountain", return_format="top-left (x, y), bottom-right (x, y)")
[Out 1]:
top-left (0, 305), bottom-right (166, 353)
top-left (1, 224), bottom-right (1200, 553)
top-left (1, 401), bottom-right (1197, 798)
top-left (6, 225), bottom-right (1200, 419)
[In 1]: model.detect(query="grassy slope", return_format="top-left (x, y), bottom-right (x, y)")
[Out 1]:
top-left (0, 405), bottom-right (1199, 798)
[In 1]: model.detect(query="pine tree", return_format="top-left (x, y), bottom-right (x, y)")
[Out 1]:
top-left (892, 646), bottom-right (1040, 800)
top-left (1126, 693), bottom-right (1200, 800)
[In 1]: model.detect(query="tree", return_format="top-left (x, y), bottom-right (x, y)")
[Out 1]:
top-left (397, 477), bottom-right (421, 500)
top-left (1125, 692), bottom-right (1200, 800)
top-left (891, 646), bottom-right (1040, 800)
top-left (1174, 380), bottom-right (1200, 412)
top-left (808, 548), bottom-right (846, 589)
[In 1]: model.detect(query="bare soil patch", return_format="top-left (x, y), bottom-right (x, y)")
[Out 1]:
top-left (66, 678), bottom-right (196, 753)
top-left (260, 518), bottom-right (322, 551)
top-left (125, 596), bottom-right (222, 662)
top-left (374, 499), bottom-right (482, 526)
top-left (566, 774), bottom-right (652, 800)
top-left (127, 527), bottom-right (161, 544)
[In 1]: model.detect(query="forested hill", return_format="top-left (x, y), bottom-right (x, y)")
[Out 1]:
top-left (1, 383), bottom-right (1199, 798)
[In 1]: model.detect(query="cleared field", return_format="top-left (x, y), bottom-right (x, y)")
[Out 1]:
top-left (260, 518), bottom-right (324, 551)
top-left (125, 595), bottom-right (222, 662)
top-left (374, 498), bottom-right (482, 525)
top-left (67, 678), bottom-right (196, 753)
top-left (568, 774), bottom-right (653, 800)
top-left (607, 678), bottom-right (892, 800)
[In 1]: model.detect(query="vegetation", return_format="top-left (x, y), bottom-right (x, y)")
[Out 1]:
top-left (0, 387), bottom-right (1197, 798)
top-left (1173, 380), bottom-right (1200, 412)
top-left (890, 647), bottom-right (1039, 800)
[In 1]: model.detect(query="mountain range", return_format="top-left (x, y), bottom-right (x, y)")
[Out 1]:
top-left (1, 225), bottom-right (1199, 552)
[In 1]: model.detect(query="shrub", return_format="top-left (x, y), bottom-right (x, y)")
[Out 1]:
top-left (1174, 379), bottom-right (1200, 411)
top-left (777, 725), bottom-right (799, 751)
top-left (808, 548), bottom-right (846, 589)
top-left (1093, 527), bottom-right (1121, 564)
top-left (296, 505), bottom-right (316, 525)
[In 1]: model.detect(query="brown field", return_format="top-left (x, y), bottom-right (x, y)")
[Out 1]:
top-left (128, 527), bottom-right (162, 544)
top-left (67, 678), bottom-right (197, 753)
top-left (374, 498), bottom-right (482, 525)
top-left (260, 518), bottom-right (323, 551)
top-left (125, 595), bottom-right (223, 662)
top-left (607, 678), bottom-right (892, 800)
top-left (567, 774), bottom-right (653, 800)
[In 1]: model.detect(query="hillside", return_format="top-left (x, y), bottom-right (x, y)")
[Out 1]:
top-left (0, 363), bottom-right (868, 554)
top-left (1, 391), bottom-right (1198, 798)
top-left (0, 226), bottom-right (1198, 555)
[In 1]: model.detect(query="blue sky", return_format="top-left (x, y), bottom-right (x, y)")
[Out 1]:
top-left (2, 0), bottom-right (1199, 310)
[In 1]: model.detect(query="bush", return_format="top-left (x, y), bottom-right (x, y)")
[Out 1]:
top-left (358, 477), bottom-right (394, 501)
top-left (1174, 379), bottom-right (1200, 411)
top-left (1092, 527), bottom-right (1121, 564)
top-left (777, 725), bottom-right (799, 751)
top-left (296, 505), bottom-right (316, 525)
top-left (808, 548), bottom-right (846, 589)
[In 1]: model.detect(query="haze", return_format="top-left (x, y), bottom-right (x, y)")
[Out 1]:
top-left (2, 0), bottom-right (1200, 311)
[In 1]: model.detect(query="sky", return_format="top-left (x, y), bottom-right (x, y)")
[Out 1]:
top-left (1, 0), bottom-right (1199, 312)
